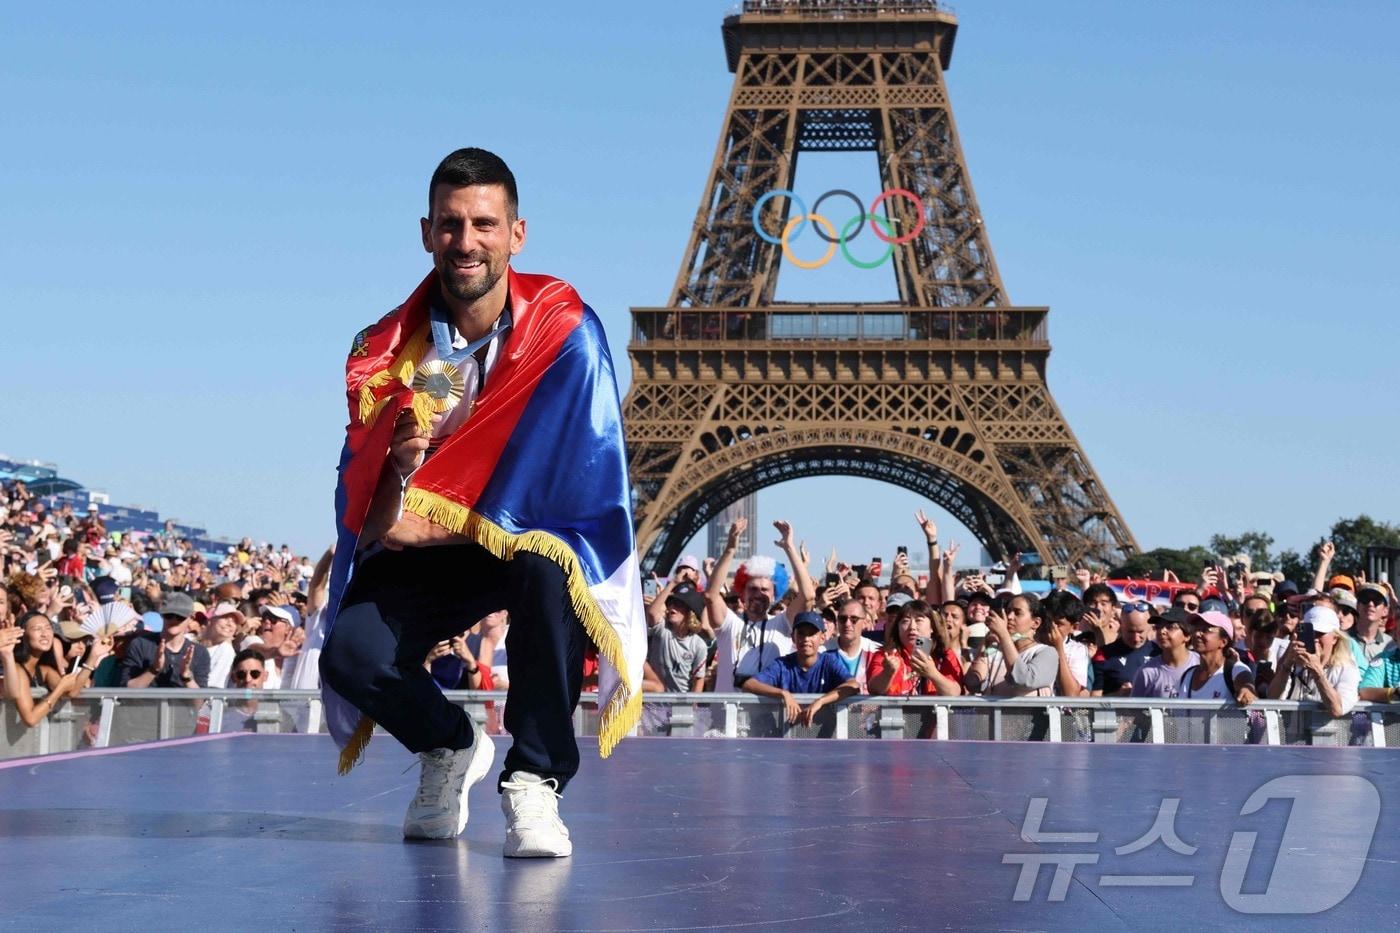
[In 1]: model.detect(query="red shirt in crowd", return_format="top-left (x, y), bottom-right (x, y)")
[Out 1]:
top-left (866, 646), bottom-right (963, 696)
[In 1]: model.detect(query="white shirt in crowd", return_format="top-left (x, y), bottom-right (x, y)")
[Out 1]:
top-left (1064, 638), bottom-right (1091, 691)
top-left (1278, 661), bottom-right (1361, 715)
top-left (712, 609), bottom-right (793, 693)
top-left (1179, 661), bottom-right (1252, 700)
top-left (282, 606), bottom-right (326, 690)
top-left (206, 641), bottom-right (235, 689)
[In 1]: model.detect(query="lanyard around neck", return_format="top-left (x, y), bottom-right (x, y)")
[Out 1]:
top-left (428, 303), bottom-right (511, 371)
top-left (733, 614), bottom-right (769, 681)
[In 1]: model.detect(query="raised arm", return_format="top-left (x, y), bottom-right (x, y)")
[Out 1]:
top-left (705, 518), bottom-right (745, 632)
top-left (916, 510), bottom-right (943, 604)
top-left (645, 572), bottom-right (674, 631)
top-left (940, 540), bottom-right (960, 606)
top-left (1310, 541), bottom-right (1335, 595)
top-left (306, 546), bottom-right (335, 615)
top-left (773, 520), bottom-right (814, 620)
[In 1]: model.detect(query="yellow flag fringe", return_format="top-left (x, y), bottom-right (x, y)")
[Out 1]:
top-left (355, 324), bottom-right (432, 426)
top-left (337, 713), bottom-right (376, 775)
top-left (402, 488), bottom-right (642, 757)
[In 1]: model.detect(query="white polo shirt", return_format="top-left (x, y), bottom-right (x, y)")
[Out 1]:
top-left (712, 609), bottom-right (793, 692)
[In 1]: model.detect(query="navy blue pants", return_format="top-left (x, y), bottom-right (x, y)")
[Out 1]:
top-left (320, 543), bottom-right (586, 792)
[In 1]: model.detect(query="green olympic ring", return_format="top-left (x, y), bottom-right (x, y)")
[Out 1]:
top-left (840, 213), bottom-right (895, 269)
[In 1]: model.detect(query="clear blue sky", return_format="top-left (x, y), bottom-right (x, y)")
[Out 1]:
top-left (3, 1), bottom-right (1397, 566)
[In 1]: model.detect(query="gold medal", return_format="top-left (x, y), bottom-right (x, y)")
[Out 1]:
top-left (410, 359), bottom-right (465, 413)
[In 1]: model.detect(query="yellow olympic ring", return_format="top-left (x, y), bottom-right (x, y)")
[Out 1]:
top-left (780, 213), bottom-right (838, 269)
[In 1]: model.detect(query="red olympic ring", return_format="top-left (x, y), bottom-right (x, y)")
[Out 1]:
top-left (868, 188), bottom-right (926, 245)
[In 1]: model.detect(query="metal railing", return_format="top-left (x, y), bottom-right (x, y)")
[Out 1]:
top-left (6, 690), bottom-right (1400, 760)
top-left (630, 306), bottom-right (1049, 346)
top-left (735, 1), bottom-right (949, 20)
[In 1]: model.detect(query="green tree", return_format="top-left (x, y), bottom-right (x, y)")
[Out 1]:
top-left (1310, 515), bottom-right (1400, 576)
top-left (1111, 546), bottom-right (1216, 581)
top-left (1208, 531), bottom-right (1276, 571)
top-left (1275, 548), bottom-right (1310, 585)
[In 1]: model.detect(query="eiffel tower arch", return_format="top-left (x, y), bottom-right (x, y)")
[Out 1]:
top-left (623, 0), bottom-right (1137, 574)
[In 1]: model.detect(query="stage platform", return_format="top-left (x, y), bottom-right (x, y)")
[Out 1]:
top-left (3, 734), bottom-right (1397, 931)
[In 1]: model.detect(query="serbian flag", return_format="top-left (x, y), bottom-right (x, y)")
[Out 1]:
top-left (323, 268), bottom-right (646, 773)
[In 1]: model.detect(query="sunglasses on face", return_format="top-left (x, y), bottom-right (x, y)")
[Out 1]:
top-left (1124, 600), bottom-right (1150, 613)
top-left (1176, 601), bottom-right (1200, 611)
top-left (836, 614), bottom-right (864, 623)
top-left (233, 669), bottom-right (263, 682)
top-left (1359, 596), bottom-right (1387, 607)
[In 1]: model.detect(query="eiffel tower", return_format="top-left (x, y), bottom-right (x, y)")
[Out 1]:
top-left (623, 0), bottom-right (1137, 573)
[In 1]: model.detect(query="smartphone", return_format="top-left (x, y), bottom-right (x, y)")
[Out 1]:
top-left (643, 578), bottom-right (658, 598)
top-left (1298, 621), bottom-right (1317, 654)
top-left (912, 635), bottom-right (933, 655)
top-left (824, 572), bottom-right (841, 588)
top-left (896, 545), bottom-right (908, 557)
top-left (852, 564), bottom-right (868, 581)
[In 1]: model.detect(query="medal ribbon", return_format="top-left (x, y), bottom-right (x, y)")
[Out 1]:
top-left (428, 303), bottom-right (512, 372)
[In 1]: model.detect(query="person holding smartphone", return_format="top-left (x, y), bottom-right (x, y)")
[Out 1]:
top-left (1267, 605), bottom-right (1358, 717)
top-left (867, 600), bottom-right (963, 699)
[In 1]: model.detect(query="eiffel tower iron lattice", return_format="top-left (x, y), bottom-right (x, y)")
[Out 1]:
top-left (623, 0), bottom-right (1137, 573)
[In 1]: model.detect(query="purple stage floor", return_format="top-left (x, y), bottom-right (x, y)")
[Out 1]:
top-left (3, 734), bottom-right (1397, 931)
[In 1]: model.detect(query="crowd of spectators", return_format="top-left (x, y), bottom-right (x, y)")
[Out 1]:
top-left (640, 514), bottom-right (1400, 741)
top-left (0, 479), bottom-right (333, 736)
top-left (4, 476), bottom-right (1398, 747)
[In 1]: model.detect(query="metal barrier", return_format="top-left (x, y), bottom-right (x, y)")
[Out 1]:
top-left (5, 690), bottom-right (1399, 759)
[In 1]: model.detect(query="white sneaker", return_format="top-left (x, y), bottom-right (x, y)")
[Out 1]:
top-left (402, 717), bottom-right (495, 839)
top-left (500, 771), bottom-right (572, 858)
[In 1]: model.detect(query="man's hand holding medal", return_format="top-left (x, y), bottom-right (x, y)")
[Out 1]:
top-left (381, 409), bottom-right (469, 551)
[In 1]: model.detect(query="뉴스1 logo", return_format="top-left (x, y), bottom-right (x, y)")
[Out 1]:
top-left (751, 188), bottom-right (926, 269)
top-left (1003, 773), bottom-right (1380, 915)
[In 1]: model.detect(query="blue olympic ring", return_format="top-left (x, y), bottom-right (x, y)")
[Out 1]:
top-left (752, 189), bottom-right (807, 246)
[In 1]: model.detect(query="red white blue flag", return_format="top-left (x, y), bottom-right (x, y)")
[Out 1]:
top-left (324, 269), bottom-right (645, 772)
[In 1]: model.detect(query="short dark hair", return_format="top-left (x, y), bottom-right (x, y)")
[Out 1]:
top-left (429, 148), bottom-right (518, 219)
top-left (1082, 583), bottom-right (1118, 606)
top-left (1041, 590), bottom-right (1085, 625)
top-left (232, 648), bottom-right (264, 670)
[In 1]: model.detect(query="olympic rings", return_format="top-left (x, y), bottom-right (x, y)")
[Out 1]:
top-left (868, 188), bottom-right (925, 244)
top-left (840, 213), bottom-right (895, 269)
top-left (752, 189), bottom-right (807, 246)
top-left (811, 189), bottom-right (864, 243)
top-left (751, 187), bottom-right (925, 267)
top-left (780, 214), bottom-right (838, 269)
